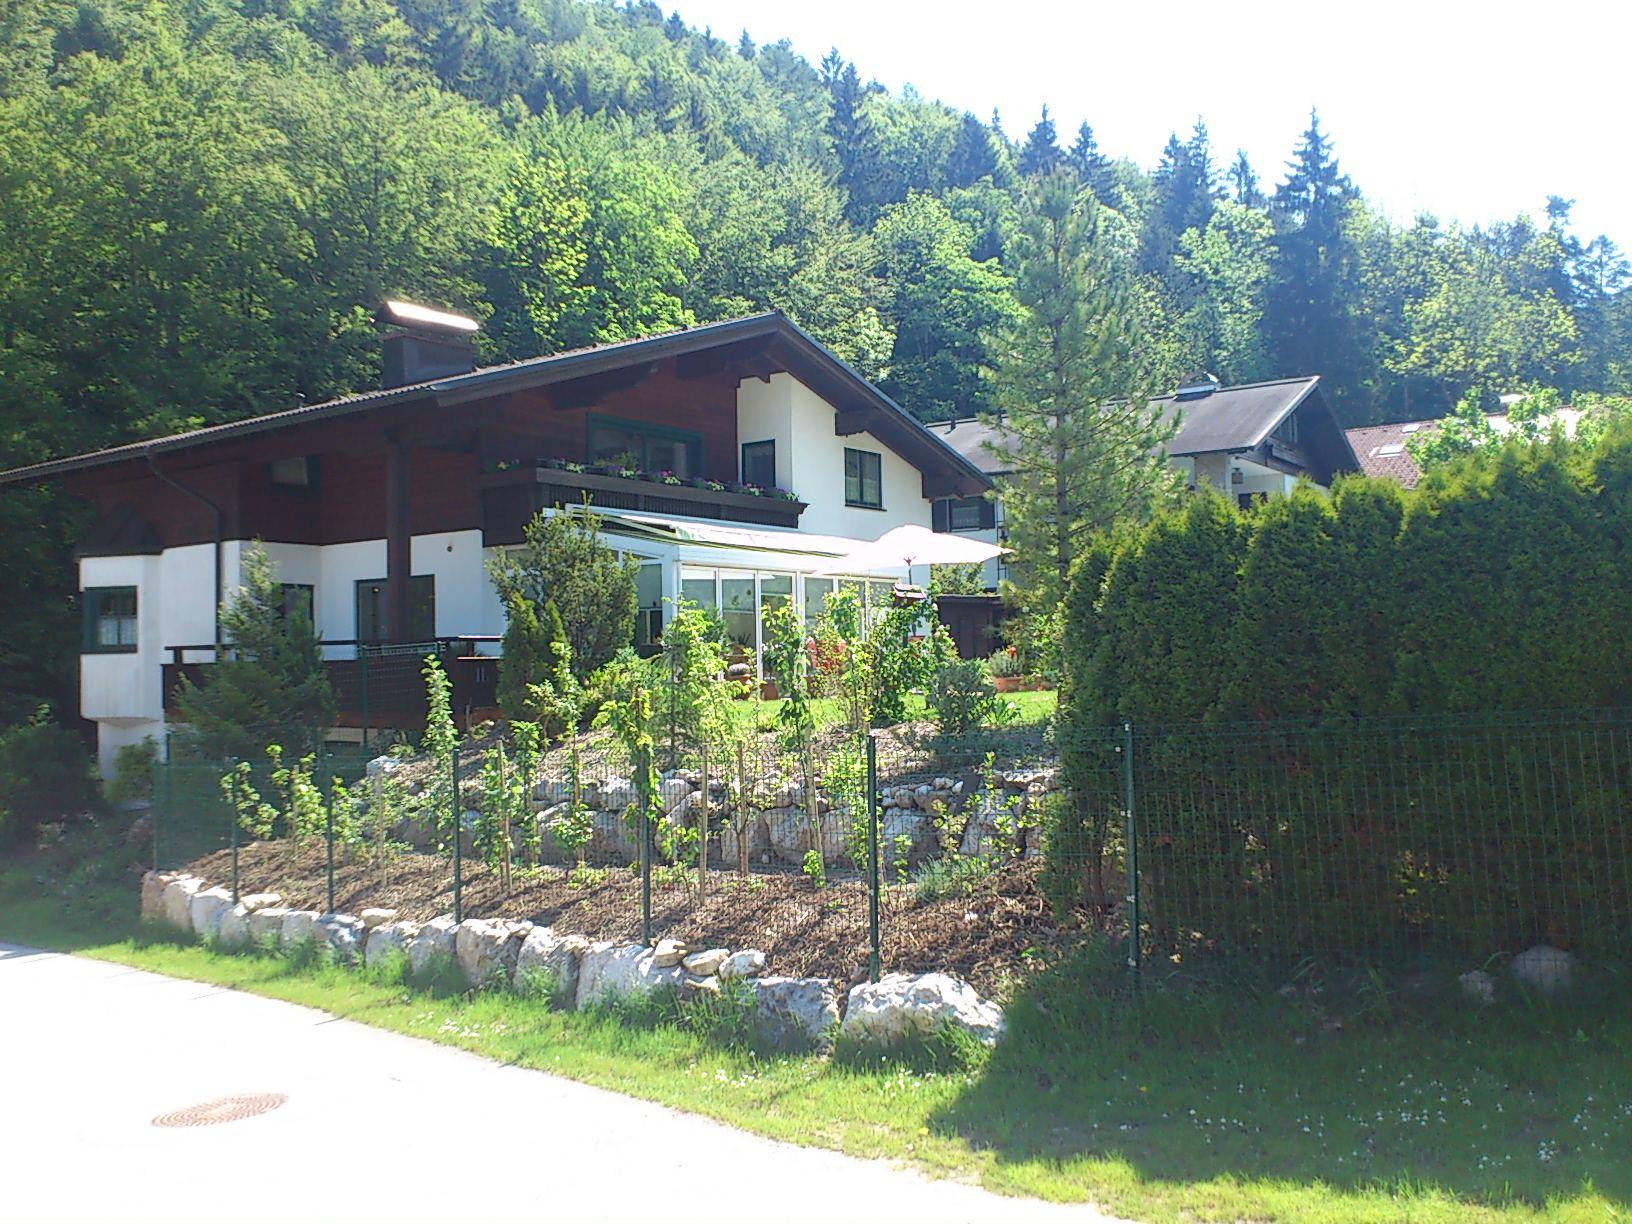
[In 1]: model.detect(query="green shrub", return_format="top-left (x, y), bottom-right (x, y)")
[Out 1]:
top-left (105, 737), bottom-right (158, 806)
top-left (926, 658), bottom-right (1009, 735)
top-left (0, 711), bottom-right (98, 847)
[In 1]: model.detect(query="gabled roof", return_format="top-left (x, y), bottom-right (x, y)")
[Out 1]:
top-left (1345, 420), bottom-right (1431, 488)
top-left (927, 375), bottom-right (1360, 480)
top-left (0, 312), bottom-right (989, 495)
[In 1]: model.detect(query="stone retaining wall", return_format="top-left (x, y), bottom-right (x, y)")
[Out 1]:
top-left (140, 871), bottom-right (1007, 1053)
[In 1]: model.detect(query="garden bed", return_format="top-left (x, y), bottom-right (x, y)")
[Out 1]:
top-left (185, 840), bottom-right (1071, 995)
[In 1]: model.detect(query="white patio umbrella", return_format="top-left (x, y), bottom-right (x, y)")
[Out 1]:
top-left (813, 523), bottom-right (1006, 588)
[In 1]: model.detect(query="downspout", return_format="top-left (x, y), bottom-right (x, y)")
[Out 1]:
top-left (144, 449), bottom-right (224, 650)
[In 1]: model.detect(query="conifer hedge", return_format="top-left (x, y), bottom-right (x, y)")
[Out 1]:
top-left (1053, 426), bottom-right (1632, 962)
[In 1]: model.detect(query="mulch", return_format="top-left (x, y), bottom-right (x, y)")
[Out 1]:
top-left (187, 840), bottom-right (1074, 995)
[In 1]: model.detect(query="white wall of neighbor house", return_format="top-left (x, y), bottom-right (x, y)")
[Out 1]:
top-left (734, 374), bottom-right (794, 489)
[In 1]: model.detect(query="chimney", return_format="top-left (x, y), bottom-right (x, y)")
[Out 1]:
top-left (1174, 370), bottom-right (1220, 401)
top-left (377, 300), bottom-right (479, 389)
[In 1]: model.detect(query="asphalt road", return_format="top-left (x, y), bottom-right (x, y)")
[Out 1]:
top-left (0, 945), bottom-right (1126, 1224)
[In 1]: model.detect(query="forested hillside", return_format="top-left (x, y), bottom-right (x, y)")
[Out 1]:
top-left (1, 0), bottom-right (1628, 720)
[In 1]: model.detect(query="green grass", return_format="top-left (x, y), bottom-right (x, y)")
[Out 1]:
top-left (4, 825), bottom-right (1627, 1224)
top-left (737, 687), bottom-right (1057, 734)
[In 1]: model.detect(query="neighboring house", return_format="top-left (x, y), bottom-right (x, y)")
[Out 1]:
top-left (0, 307), bottom-right (989, 772)
top-left (1346, 400), bottom-right (1586, 490)
top-left (927, 374), bottom-right (1361, 589)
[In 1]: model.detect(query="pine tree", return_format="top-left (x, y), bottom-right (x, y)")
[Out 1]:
top-left (1066, 122), bottom-right (1115, 202)
top-left (988, 170), bottom-right (1178, 621)
top-left (1228, 149), bottom-right (1263, 208)
top-left (173, 543), bottom-right (336, 761)
top-left (1140, 121), bottom-right (1218, 277)
top-left (948, 112), bottom-right (999, 187)
top-left (1017, 105), bottom-right (1061, 177)
top-left (821, 50), bottom-right (876, 221)
top-left (497, 592), bottom-right (560, 724)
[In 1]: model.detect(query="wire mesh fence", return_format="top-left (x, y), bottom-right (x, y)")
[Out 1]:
top-left (149, 705), bottom-right (1632, 982)
top-left (1057, 708), bottom-right (1632, 972)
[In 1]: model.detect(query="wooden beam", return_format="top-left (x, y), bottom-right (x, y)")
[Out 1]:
top-left (834, 408), bottom-right (869, 436)
top-left (674, 337), bottom-right (776, 381)
top-left (547, 363), bottom-right (658, 411)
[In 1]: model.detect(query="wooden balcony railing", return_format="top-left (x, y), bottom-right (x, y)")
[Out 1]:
top-left (162, 638), bottom-right (501, 732)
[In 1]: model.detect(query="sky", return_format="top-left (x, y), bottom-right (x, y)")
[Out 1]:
top-left (674, 0), bottom-right (1629, 250)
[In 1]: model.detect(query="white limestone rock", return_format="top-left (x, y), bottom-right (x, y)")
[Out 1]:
top-left (454, 918), bottom-right (531, 988)
top-left (681, 948), bottom-right (729, 976)
top-left (718, 949), bottom-right (767, 981)
top-left (659, 776), bottom-right (692, 811)
top-left (280, 910), bottom-right (322, 948)
top-left (215, 903), bottom-right (254, 951)
top-left (841, 972), bottom-right (1006, 1048)
top-left (514, 927), bottom-right (590, 1002)
top-left (189, 887), bottom-right (235, 941)
top-left (407, 915), bottom-right (459, 978)
top-left (1459, 969), bottom-right (1497, 1004)
top-left (359, 907), bottom-right (399, 929)
top-left (237, 892), bottom-right (283, 912)
top-left (1510, 944), bottom-right (1575, 995)
top-left (246, 906), bottom-right (293, 945)
top-left (159, 875), bottom-right (205, 932)
top-left (752, 977), bottom-right (839, 1050)
top-left (575, 942), bottom-right (685, 1010)
top-left (764, 808), bottom-right (847, 866)
top-left (139, 871), bottom-right (176, 923)
top-left (651, 937), bottom-right (687, 968)
top-left (719, 816), bottom-right (769, 866)
top-left (314, 913), bottom-right (368, 962)
top-left (365, 920), bottom-right (420, 970)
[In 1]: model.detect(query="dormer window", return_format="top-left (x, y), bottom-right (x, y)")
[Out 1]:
top-left (271, 456), bottom-right (316, 488)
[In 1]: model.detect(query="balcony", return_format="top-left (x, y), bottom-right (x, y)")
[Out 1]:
top-left (162, 638), bottom-right (500, 732)
top-left (477, 463), bottom-right (807, 545)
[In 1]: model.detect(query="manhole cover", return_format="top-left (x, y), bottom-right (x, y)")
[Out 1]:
top-left (152, 1093), bottom-right (287, 1128)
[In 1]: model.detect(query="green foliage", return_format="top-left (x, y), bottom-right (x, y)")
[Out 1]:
top-left (661, 598), bottom-right (734, 755)
top-left (593, 651), bottom-right (660, 845)
top-left (419, 655), bottom-right (459, 847)
top-left (926, 658), bottom-right (1010, 736)
top-left (173, 544), bottom-right (336, 762)
top-left (862, 601), bottom-right (939, 728)
top-left (105, 737), bottom-right (158, 806)
top-left (0, 711), bottom-right (97, 847)
top-left (488, 508), bottom-right (638, 680)
top-left (800, 847), bottom-right (826, 890)
top-left (497, 593), bottom-right (561, 726)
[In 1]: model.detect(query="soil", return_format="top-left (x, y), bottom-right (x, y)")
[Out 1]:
top-left (187, 839), bottom-right (1074, 995)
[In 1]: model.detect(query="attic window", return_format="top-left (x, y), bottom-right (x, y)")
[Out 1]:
top-left (271, 456), bottom-right (314, 488)
top-left (1401, 423), bottom-right (1423, 434)
top-left (1376, 443), bottom-right (1406, 456)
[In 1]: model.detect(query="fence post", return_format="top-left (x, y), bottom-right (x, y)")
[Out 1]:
top-left (866, 732), bottom-right (881, 983)
top-left (1122, 720), bottom-right (1140, 980)
top-left (228, 756), bottom-right (239, 905)
top-left (451, 740), bottom-right (463, 925)
top-left (637, 742), bottom-right (653, 946)
top-left (154, 734), bottom-right (166, 871)
top-left (360, 648), bottom-right (370, 755)
top-left (325, 751), bottom-right (336, 916)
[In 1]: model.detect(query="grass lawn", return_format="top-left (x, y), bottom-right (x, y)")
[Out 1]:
top-left (3, 828), bottom-right (1627, 1224)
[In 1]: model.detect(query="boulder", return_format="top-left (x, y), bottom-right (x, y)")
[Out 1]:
top-left (407, 915), bottom-right (459, 979)
top-left (189, 887), bottom-right (235, 940)
top-left (597, 777), bottom-right (636, 813)
top-left (216, 904), bottom-right (254, 951)
top-left (314, 913), bottom-right (368, 962)
top-left (514, 927), bottom-right (589, 1002)
top-left (1459, 969), bottom-right (1496, 1004)
top-left (659, 776), bottom-right (692, 811)
top-left (841, 972), bottom-right (1006, 1048)
top-left (651, 937), bottom-right (687, 968)
top-left (238, 892), bottom-right (283, 912)
top-left (881, 807), bottom-right (936, 866)
top-left (752, 977), bottom-right (839, 1050)
top-left (359, 907), bottom-right (399, 929)
top-left (718, 815), bottom-right (769, 866)
top-left (681, 948), bottom-right (729, 976)
top-left (575, 942), bottom-right (685, 1010)
top-left (586, 809), bottom-right (640, 863)
top-left (365, 920), bottom-right (419, 970)
top-left (1510, 944), bottom-right (1575, 995)
top-left (246, 907), bottom-right (293, 945)
top-left (718, 949), bottom-right (767, 981)
top-left (139, 871), bottom-right (175, 923)
top-left (159, 875), bottom-right (205, 932)
top-left (764, 808), bottom-right (847, 866)
top-left (365, 755), bottom-right (401, 778)
top-left (279, 910), bottom-right (322, 948)
top-left (454, 918), bottom-right (531, 988)
top-left (535, 778), bottom-right (573, 805)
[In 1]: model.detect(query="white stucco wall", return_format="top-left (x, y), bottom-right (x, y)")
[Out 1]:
top-left (752, 373), bottom-right (933, 539)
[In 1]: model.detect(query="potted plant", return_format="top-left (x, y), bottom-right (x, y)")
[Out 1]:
top-left (989, 645), bottom-right (1032, 692)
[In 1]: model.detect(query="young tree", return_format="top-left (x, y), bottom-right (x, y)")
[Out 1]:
top-left (488, 507), bottom-right (638, 680)
top-left (496, 594), bottom-right (565, 727)
top-left (987, 170), bottom-right (1179, 624)
top-left (1017, 105), bottom-right (1061, 177)
top-left (173, 543), bottom-right (335, 761)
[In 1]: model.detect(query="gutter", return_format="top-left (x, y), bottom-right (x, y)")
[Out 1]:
top-left (144, 450), bottom-right (224, 648)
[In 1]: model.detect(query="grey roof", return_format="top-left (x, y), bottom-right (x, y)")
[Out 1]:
top-left (0, 312), bottom-right (990, 494)
top-left (927, 376), bottom-right (1357, 476)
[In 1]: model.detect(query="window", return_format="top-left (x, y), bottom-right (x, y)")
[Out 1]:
top-left (635, 562), bottom-right (664, 648)
top-left (681, 574), bottom-right (717, 611)
top-left (270, 456), bottom-right (317, 489)
top-left (83, 586), bottom-right (137, 653)
top-left (803, 577), bottom-right (833, 622)
top-left (588, 416), bottom-right (702, 479)
top-left (280, 584), bottom-right (314, 624)
top-left (740, 440), bottom-right (776, 489)
top-left (933, 496), bottom-right (993, 533)
top-left (1273, 413), bottom-right (1300, 447)
top-left (844, 448), bottom-right (883, 509)
top-left (720, 575), bottom-right (756, 651)
top-left (355, 576), bottom-right (435, 643)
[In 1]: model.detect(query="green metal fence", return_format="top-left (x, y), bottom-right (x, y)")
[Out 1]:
top-left (1058, 708), bottom-right (1632, 971)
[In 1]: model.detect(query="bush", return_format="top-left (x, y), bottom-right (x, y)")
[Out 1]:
top-left (105, 737), bottom-right (158, 806)
top-left (927, 658), bottom-right (1008, 735)
top-left (0, 712), bottom-right (98, 847)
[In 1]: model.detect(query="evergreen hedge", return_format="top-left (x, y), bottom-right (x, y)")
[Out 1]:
top-left (1052, 426), bottom-right (1632, 962)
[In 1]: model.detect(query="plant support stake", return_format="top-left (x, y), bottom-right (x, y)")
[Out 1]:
top-left (637, 743), bottom-right (652, 946)
top-left (1123, 720), bottom-right (1140, 979)
top-left (325, 759), bottom-right (335, 916)
top-left (451, 744), bottom-right (463, 924)
top-left (228, 756), bottom-right (239, 905)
